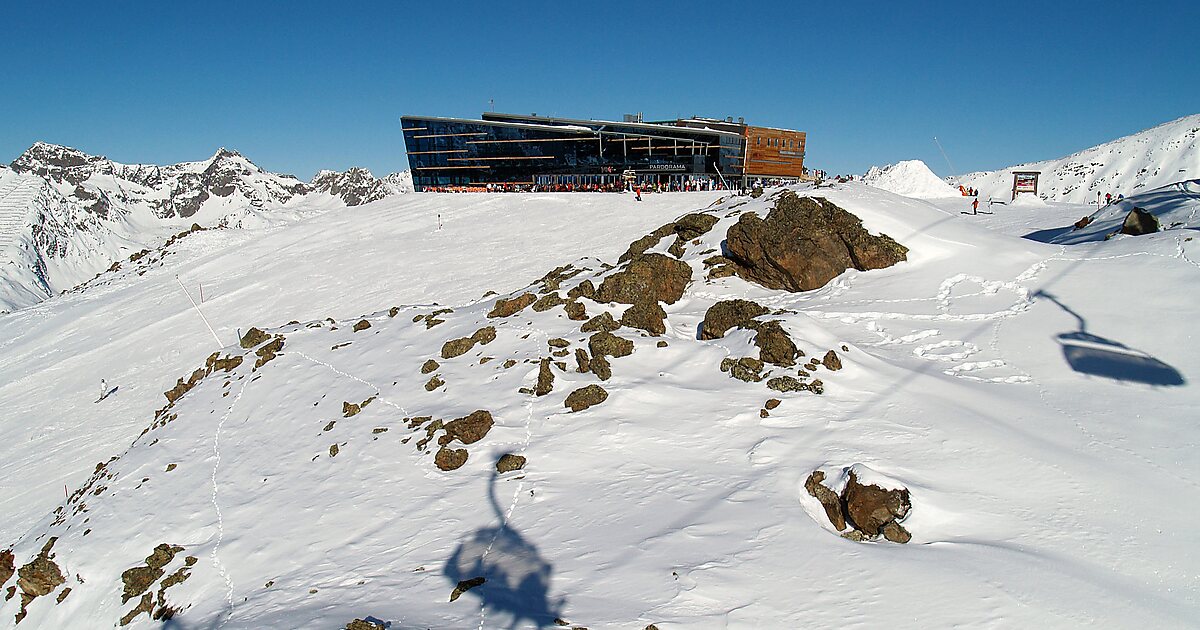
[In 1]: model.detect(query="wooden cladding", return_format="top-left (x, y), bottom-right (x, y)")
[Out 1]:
top-left (743, 126), bottom-right (806, 178)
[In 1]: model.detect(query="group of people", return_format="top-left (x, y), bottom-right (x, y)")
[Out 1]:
top-left (958, 185), bottom-right (979, 196)
top-left (1102, 192), bottom-right (1125, 206)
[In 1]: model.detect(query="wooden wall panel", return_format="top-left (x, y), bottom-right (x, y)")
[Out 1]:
top-left (740, 126), bottom-right (807, 178)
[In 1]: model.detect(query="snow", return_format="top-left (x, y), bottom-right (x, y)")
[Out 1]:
top-left (861, 160), bottom-right (961, 199)
top-left (960, 113), bottom-right (1200, 204)
top-left (1, 178), bottom-right (1198, 629)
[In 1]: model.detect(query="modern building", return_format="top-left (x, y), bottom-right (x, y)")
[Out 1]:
top-left (400, 111), bottom-right (807, 192)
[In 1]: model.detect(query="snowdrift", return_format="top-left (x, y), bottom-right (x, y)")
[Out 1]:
top-left (862, 160), bottom-right (961, 199)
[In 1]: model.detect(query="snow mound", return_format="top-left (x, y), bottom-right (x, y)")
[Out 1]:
top-left (862, 160), bottom-right (961, 199)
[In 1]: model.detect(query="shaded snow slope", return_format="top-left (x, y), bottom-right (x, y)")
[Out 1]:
top-left (1051, 178), bottom-right (1200, 244)
top-left (960, 113), bottom-right (1200, 203)
top-left (862, 160), bottom-right (960, 198)
top-left (1, 185), bottom-right (1197, 628)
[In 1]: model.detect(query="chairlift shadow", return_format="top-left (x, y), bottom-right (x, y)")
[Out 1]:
top-left (1036, 291), bottom-right (1184, 386)
top-left (443, 470), bottom-right (563, 629)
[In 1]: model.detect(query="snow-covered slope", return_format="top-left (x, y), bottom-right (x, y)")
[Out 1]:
top-left (862, 160), bottom-right (960, 198)
top-left (1, 185), bottom-right (1196, 629)
top-left (1052, 178), bottom-right (1200, 244)
top-left (960, 113), bottom-right (1200, 203)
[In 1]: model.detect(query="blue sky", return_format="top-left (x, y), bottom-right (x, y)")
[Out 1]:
top-left (1, 1), bottom-right (1196, 180)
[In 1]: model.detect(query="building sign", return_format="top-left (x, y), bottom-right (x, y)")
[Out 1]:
top-left (1012, 171), bottom-right (1040, 200)
top-left (643, 163), bottom-right (687, 172)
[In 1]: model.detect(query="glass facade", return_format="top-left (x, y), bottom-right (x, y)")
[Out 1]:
top-left (402, 113), bottom-right (747, 191)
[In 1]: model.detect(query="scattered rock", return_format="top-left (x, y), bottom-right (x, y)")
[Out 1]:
top-left (1120, 207), bottom-right (1159, 235)
top-left (752, 321), bottom-right (799, 367)
top-left (121, 544), bottom-right (182, 604)
top-left (342, 397), bottom-right (375, 417)
top-left (724, 192), bottom-right (908, 292)
top-left (620, 300), bottom-right (667, 335)
top-left (435, 447), bottom-right (468, 471)
top-left (424, 375), bottom-right (445, 391)
top-left (440, 410), bottom-right (494, 445)
top-left (441, 326), bottom-right (497, 359)
top-left (595, 253), bottom-right (692, 305)
top-left (804, 471), bottom-right (846, 531)
top-left (533, 293), bottom-right (566, 312)
top-left (588, 331), bottom-right (634, 359)
top-left (574, 348), bottom-right (591, 373)
top-left (537, 264), bottom-right (582, 293)
top-left (535, 359), bottom-right (555, 396)
top-left (449, 576), bottom-right (485, 602)
top-left (488, 293), bottom-right (537, 318)
top-left (1073, 215), bottom-right (1092, 230)
top-left (548, 338), bottom-right (570, 348)
top-left (496, 454), bottom-right (527, 473)
top-left (421, 359), bottom-right (440, 374)
top-left (503, 359), bottom-right (518, 369)
top-left (239, 327), bottom-right (270, 349)
top-left (581, 312), bottom-right (620, 333)
top-left (564, 384), bottom-right (609, 412)
top-left (809, 378), bottom-right (824, 395)
top-left (567, 280), bottom-right (596, 300)
top-left (656, 340), bottom-right (668, 347)
top-left (254, 335), bottom-right (285, 369)
top-left (329, 444), bottom-right (339, 457)
top-left (700, 299), bottom-right (767, 339)
top-left (882, 521), bottom-right (912, 543)
top-left (822, 350), bottom-right (842, 371)
top-left (720, 357), bottom-right (765, 383)
top-left (564, 300), bottom-right (588, 321)
top-left (352, 319), bottom-right (371, 332)
top-left (766, 376), bottom-right (807, 392)
top-left (590, 355), bottom-right (612, 381)
top-left (346, 619), bottom-right (386, 630)
top-left (764, 398), bottom-right (781, 410)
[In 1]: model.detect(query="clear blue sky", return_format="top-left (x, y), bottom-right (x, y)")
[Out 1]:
top-left (1, 0), bottom-right (1196, 180)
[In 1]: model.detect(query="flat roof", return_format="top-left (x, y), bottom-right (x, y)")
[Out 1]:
top-left (482, 112), bottom-right (746, 139)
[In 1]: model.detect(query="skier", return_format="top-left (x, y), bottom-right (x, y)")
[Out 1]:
top-left (97, 379), bottom-right (108, 402)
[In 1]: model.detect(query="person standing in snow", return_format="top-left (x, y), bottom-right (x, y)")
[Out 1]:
top-left (972, 198), bottom-right (979, 213)
top-left (1106, 193), bottom-right (1112, 205)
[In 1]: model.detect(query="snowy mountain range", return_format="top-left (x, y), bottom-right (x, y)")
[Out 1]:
top-left (0, 143), bottom-right (410, 312)
top-left (960, 113), bottom-right (1200, 203)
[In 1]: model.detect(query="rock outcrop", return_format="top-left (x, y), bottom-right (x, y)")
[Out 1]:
top-left (1120, 207), bottom-right (1159, 235)
top-left (724, 192), bottom-right (907, 292)
top-left (595, 253), bottom-right (692, 305)
top-left (804, 469), bottom-right (912, 543)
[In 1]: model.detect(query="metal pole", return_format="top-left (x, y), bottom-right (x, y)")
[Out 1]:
top-left (177, 275), bottom-right (224, 348)
top-left (933, 136), bottom-right (960, 188)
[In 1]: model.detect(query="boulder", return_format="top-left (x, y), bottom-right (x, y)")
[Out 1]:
top-left (724, 192), bottom-right (907, 292)
top-left (239, 327), bottom-right (270, 349)
top-left (535, 359), bottom-right (554, 396)
top-left (567, 280), bottom-right (596, 301)
top-left (532, 293), bottom-right (565, 312)
top-left (420, 359), bottom-right (440, 374)
top-left (435, 447), bottom-right (469, 471)
top-left (595, 253), bottom-right (692, 305)
top-left (441, 326), bottom-right (496, 359)
top-left (1120, 207), bottom-right (1159, 236)
top-left (496, 454), bottom-right (526, 473)
top-left (700, 299), bottom-right (767, 339)
top-left (440, 410), bottom-right (494, 445)
top-left (352, 319), bottom-right (371, 332)
top-left (822, 350), bottom-right (842, 371)
top-left (574, 348), bottom-right (591, 373)
top-left (589, 331), bottom-right (634, 359)
top-left (804, 471), bottom-right (846, 531)
top-left (752, 321), bottom-right (799, 367)
top-left (843, 471), bottom-right (911, 537)
top-left (720, 357), bottom-right (765, 383)
top-left (767, 376), bottom-right (807, 393)
top-left (564, 384), bottom-right (608, 412)
top-left (564, 300), bottom-right (588, 321)
top-left (488, 293), bottom-right (537, 318)
top-left (620, 300), bottom-right (667, 336)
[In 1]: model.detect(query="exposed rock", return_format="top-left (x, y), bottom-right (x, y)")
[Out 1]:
top-left (352, 319), bottom-right (371, 332)
top-left (882, 521), bottom-right (912, 544)
top-left (1120, 207), bottom-right (1159, 235)
top-left (588, 331), bottom-right (634, 359)
top-left (254, 335), bottom-right (285, 369)
top-left (804, 471), bottom-right (846, 531)
top-left (595, 253), bottom-right (692, 305)
top-left (120, 544), bottom-right (182, 604)
top-left (567, 280), bottom-right (596, 301)
top-left (591, 355), bottom-right (612, 381)
top-left (822, 350), bottom-right (842, 371)
top-left (564, 384), bottom-right (609, 412)
top-left (724, 192), bottom-right (907, 292)
top-left (753, 321), bottom-right (800, 367)
top-left (766, 376), bottom-right (808, 393)
top-left (533, 293), bottom-right (566, 312)
top-left (449, 576), bottom-right (485, 602)
top-left (574, 348), bottom-right (591, 373)
top-left (535, 359), bottom-right (555, 396)
top-left (239, 327), bottom-right (270, 349)
top-left (441, 326), bottom-right (497, 359)
top-left (488, 293), bottom-right (537, 318)
top-left (700, 299), bottom-right (767, 339)
top-left (440, 410), bottom-right (494, 445)
top-left (424, 375), bottom-right (445, 391)
top-left (496, 454), bottom-right (527, 473)
top-left (503, 359), bottom-right (518, 369)
top-left (537, 264), bottom-right (581, 293)
top-left (346, 619), bottom-right (386, 630)
top-left (809, 378), bottom-right (824, 395)
top-left (764, 398), bottom-right (781, 410)
top-left (720, 357), bottom-right (765, 383)
top-left (0, 549), bottom-right (13, 588)
top-left (16, 537), bottom-right (64, 614)
top-left (620, 300), bottom-right (667, 335)
top-left (329, 444), bottom-right (339, 457)
top-left (1073, 215), bottom-right (1093, 230)
top-left (435, 447), bottom-right (469, 471)
top-left (558, 300), bottom-right (584, 321)
top-left (843, 471), bottom-right (911, 537)
top-left (120, 593), bottom-right (153, 626)
top-left (656, 340), bottom-right (668, 347)
top-left (580, 312), bottom-right (620, 333)
top-left (547, 338), bottom-right (570, 348)
top-left (619, 213), bottom-right (720, 263)
top-left (421, 359), bottom-right (440, 374)
top-left (342, 396), bottom-right (375, 417)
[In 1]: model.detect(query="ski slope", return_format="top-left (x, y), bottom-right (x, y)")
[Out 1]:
top-left (1, 184), bottom-right (1196, 628)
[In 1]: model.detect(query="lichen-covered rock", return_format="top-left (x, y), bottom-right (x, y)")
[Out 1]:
top-left (564, 300), bottom-right (588, 321)
top-left (533, 293), bottom-right (566, 312)
top-left (16, 538), bottom-right (64, 598)
top-left (496, 453), bottom-right (527, 473)
top-left (420, 359), bottom-right (440, 374)
top-left (724, 192), bottom-right (907, 292)
top-left (567, 280), bottom-right (596, 300)
top-left (700, 299), bottom-right (767, 340)
top-left (581, 311), bottom-right (620, 333)
top-left (620, 300), bottom-right (667, 335)
top-left (595, 253), bottom-right (692, 305)
top-left (588, 331), bottom-right (634, 364)
top-left (535, 359), bottom-right (554, 396)
top-left (753, 321), bottom-right (799, 367)
top-left (767, 375), bottom-right (807, 392)
top-left (574, 348), bottom-right (591, 373)
top-left (424, 375), bottom-right (445, 391)
top-left (564, 384), bottom-right (609, 412)
top-left (435, 447), bottom-right (468, 471)
top-left (547, 338), bottom-right (569, 348)
top-left (720, 357), bottom-right (765, 383)
top-left (591, 355), bottom-right (612, 381)
top-left (346, 619), bottom-right (386, 630)
top-left (239, 327), bottom-right (270, 349)
top-left (441, 326), bottom-right (496, 359)
top-left (488, 293), bottom-right (537, 318)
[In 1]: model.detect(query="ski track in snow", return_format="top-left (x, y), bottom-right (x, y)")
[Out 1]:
top-left (210, 371), bottom-right (253, 628)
